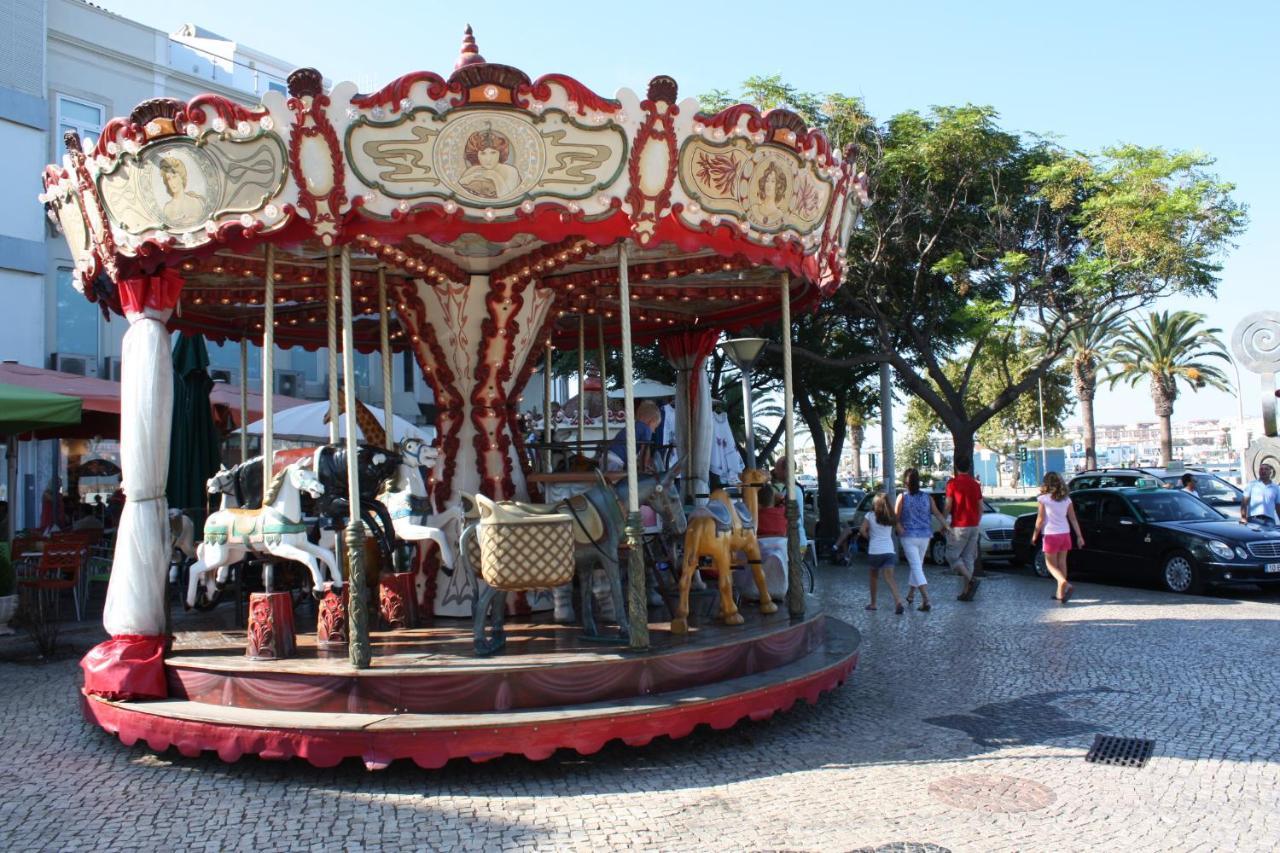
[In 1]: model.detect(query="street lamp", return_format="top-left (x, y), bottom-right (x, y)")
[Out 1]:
top-left (719, 337), bottom-right (768, 467)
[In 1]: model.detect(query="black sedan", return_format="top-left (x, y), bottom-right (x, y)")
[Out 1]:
top-left (1011, 487), bottom-right (1280, 594)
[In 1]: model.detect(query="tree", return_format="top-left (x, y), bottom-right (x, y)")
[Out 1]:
top-left (1063, 307), bottom-right (1125, 470)
top-left (845, 406), bottom-right (868, 481)
top-left (777, 103), bottom-right (1245, 468)
top-left (904, 335), bottom-right (1072, 485)
top-left (1105, 310), bottom-right (1232, 465)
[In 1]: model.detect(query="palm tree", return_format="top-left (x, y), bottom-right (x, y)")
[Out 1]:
top-left (1065, 308), bottom-right (1125, 470)
top-left (1105, 310), bottom-right (1232, 466)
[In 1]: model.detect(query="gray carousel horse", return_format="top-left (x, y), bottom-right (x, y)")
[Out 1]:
top-left (460, 464), bottom-right (686, 655)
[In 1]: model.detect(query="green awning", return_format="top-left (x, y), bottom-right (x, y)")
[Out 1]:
top-left (0, 381), bottom-right (82, 436)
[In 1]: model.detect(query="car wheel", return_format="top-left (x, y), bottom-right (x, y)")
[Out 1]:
top-left (1161, 550), bottom-right (1204, 595)
top-left (929, 536), bottom-right (947, 566)
top-left (1032, 550), bottom-right (1050, 579)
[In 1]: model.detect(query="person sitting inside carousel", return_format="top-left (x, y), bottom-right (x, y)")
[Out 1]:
top-left (604, 399), bottom-right (662, 473)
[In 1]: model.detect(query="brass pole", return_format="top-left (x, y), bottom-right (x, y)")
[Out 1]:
top-left (341, 247), bottom-right (370, 668)
top-left (261, 244), bottom-right (275, 504)
top-left (379, 267), bottom-right (394, 449)
top-left (618, 244), bottom-right (648, 649)
top-left (781, 271), bottom-right (804, 618)
top-left (326, 251), bottom-right (339, 444)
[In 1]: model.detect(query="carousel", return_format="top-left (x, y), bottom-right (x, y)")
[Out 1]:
top-left (41, 29), bottom-right (868, 769)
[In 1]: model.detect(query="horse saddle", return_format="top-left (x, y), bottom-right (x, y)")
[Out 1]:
top-left (225, 509), bottom-right (260, 537)
top-left (732, 500), bottom-right (754, 528)
top-left (693, 503), bottom-right (734, 534)
top-left (507, 494), bottom-right (602, 545)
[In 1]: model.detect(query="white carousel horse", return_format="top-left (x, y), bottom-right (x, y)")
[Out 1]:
top-left (165, 509), bottom-right (197, 585)
top-left (185, 463), bottom-right (340, 609)
top-left (376, 436), bottom-right (461, 607)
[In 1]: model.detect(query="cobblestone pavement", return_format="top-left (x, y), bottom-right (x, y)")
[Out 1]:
top-left (1, 563), bottom-right (1278, 852)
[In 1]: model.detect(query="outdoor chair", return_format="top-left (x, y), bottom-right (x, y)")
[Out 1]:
top-left (17, 543), bottom-right (88, 623)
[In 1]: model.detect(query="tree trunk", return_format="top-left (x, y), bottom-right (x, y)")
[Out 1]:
top-left (1151, 372), bottom-right (1177, 467)
top-left (1081, 393), bottom-right (1097, 470)
top-left (1159, 415), bottom-right (1173, 466)
top-left (951, 429), bottom-right (976, 474)
top-left (815, 455), bottom-right (842, 554)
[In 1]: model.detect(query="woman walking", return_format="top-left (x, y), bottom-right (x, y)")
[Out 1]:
top-left (859, 492), bottom-right (906, 614)
top-left (1031, 472), bottom-right (1085, 604)
top-left (896, 468), bottom-right (948, 611)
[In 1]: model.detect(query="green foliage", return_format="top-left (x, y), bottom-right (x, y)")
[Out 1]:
top-left (0, 543), bottom-right (13, 598)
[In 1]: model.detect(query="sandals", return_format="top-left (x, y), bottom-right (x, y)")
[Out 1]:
top-left (1061, 584), bottom-right (1074, 605)
top-left (894, 603), bottom-right (905, 615)
top-left (865, 604), bottom-right (877, 611)
top-left (918, 603), bottom-right (931, 612)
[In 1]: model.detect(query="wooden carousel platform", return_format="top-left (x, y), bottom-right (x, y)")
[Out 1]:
top-left (81, 601), bottom-right (859, 769)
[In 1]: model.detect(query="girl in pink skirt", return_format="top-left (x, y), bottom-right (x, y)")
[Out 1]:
top-left (1031, 471), bottom-right (1085, 604)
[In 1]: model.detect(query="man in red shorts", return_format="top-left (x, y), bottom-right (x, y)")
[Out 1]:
top-left (944, 456), bottom-right (983, 601)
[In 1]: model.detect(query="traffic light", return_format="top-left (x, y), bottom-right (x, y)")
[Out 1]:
top-left (1017, 447), bottom-right (1029, 462)
top-left (917, 450), bottom-right (930, 467)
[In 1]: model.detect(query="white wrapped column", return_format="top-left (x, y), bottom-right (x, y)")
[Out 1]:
top-left (103, 309), bottom-right (174, 636)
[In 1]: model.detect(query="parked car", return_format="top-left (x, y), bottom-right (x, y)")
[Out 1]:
top-left (846, 490), bottom-right (1016, 564)
top-left (1012, 486), bottom-right (1280, 594)
top-left (1070, 467), bottom-right (1242, 512)
top-left (801, 486), bottom-right (866, 545)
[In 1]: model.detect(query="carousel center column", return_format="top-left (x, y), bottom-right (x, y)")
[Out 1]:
top-left (82, 268), bottom-right (184, 700)
top-left (392, 272), bottom-right (557, 617)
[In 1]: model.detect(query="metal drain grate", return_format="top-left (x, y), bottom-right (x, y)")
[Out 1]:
top-left (1086, 735), bottom-right (1154, 768)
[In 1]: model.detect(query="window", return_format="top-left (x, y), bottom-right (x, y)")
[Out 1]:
top-left (1071, 492), bottom-right (1102, 522)
top-left (293, 349), bottom-right (318, 382)
top-left (57, 96), bottom-right (104, 148)
top-left (353, 352), bottom-right (371, 388)
top-left (55, 268), bottom-right (98, 355)
top-left (1098, 495), bottom-right (1133, 520)
top-left (402, 351), bottom-right (415, 393)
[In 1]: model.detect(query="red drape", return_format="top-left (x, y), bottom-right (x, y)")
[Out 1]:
top-left (659, 329), bottom-right (719, 412)
top-left (81, 635), bottom-right (168, 701)
top-left (116, 267), bottom-right (185, 316)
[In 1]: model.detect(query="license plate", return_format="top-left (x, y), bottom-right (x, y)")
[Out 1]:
top-left (989, 543), bottom-right (1011, 551)
top-left (1266, 563), bottom-right (1280, 573)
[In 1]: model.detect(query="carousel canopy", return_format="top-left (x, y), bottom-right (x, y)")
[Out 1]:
top-left (40, 28), bottom-right (867, 355)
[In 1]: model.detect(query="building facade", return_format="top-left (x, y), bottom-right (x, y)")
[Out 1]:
top-left (0, 0), bottom-right (434, 528)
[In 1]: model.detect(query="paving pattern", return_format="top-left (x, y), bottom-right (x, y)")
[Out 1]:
top-left (1, 562), bottom-right (1278, 852)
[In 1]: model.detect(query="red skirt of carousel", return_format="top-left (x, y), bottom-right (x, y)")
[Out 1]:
top-left (80, 599), bottom-right (858, 770)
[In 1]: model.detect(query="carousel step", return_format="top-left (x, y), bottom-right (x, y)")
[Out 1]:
top-left (84, 619), bottom-right (859, 767)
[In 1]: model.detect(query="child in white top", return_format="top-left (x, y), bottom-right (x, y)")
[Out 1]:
top-left (858, 491), bottom-right (905, 615)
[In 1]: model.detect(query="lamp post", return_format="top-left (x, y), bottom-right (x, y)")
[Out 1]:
top-left (719, 337), bottom-right (768, 467)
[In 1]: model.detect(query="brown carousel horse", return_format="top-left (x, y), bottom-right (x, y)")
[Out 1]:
top-left (672, 467), bottom-right (776, 633)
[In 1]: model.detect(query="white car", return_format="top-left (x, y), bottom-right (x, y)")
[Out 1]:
top-left (848, 490), bottom-right (1016, 564)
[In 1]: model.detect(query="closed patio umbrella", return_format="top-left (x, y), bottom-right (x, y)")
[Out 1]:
top-left (166, 334), bottom-right (221, 522)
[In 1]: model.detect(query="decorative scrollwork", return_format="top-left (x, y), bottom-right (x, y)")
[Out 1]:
top-left (1231, 311), bottom-right (1280, 374)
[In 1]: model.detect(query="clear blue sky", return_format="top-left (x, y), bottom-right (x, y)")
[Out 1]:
top-left (103, 0), bottom-right (1277, 426)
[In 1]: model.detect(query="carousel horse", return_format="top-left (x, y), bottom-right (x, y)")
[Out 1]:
top-left (185, 462), bottom-right (340, 609)
top-left (672, 467), bottom-right (776, 633)
top-left (459, 463), bottom-right (686, 655)
top-left (205, 446), bottom-right (400, 565)
top-left (165, 509), bottom-right (197, 585)
top-left (376, 436), bottom-right (461, 602)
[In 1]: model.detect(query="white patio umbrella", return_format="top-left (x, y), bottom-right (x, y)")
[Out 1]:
top-left (606, 380), bottom-right (677, 399)
top-left (236, 400), bottom-right (433, 444)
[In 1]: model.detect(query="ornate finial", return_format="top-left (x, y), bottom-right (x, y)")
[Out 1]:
top-left (647, 76), bottom-right (678, 104)
top-left (455, 24), bottom-right (485, 70)
top-left (287, 68), bottom-right (324, 99)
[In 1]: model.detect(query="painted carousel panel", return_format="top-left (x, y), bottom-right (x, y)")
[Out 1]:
top-left (346, 107), bottom-right (627, 207)
top-left (97, 133), bottom-right (288, 236)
